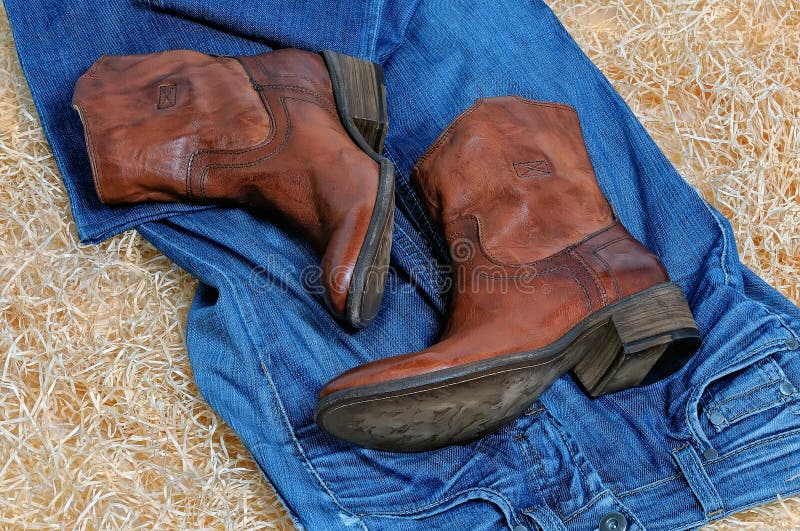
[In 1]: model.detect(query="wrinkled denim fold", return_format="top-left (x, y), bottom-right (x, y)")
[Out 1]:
top-left (6, 0), bottom-right (800, 529)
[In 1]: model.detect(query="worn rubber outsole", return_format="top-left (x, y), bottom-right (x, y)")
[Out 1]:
top-left (315, 282), bottom-right (700, 452)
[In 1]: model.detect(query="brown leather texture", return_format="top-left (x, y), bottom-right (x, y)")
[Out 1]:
top-left (72, 49), bottom-right (380, 319)
top-left (320, 96), bottom-right (669, 397)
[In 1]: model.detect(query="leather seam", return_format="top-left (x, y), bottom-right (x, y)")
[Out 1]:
top-left (197, 95), bottom-right (303, 198)
top-left (446, 231), bottom-right (592, 309)
top-left (571, 248), bottom-right (607, 306)
top-left (184, 97), bottom-right (276, 198)
top-left (591, 235), bottom-right (628, 299)
top-left (447, 214), bottom-right (618, 269)
top-left (261, 83), bottom-right (336, 116)
top-left (252, 55), bottom-right (334, 107)
top-left (414, 99), bottom-right (485, 168)
top-left (511, 95), bottom-right (579, 115)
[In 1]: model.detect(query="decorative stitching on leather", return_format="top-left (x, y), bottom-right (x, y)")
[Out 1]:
top-left (197, 95), bottom-right (300, 198)
top-left (267, 71), bottom-right (331, 93)
top-left (261, 83), bottom-right (336, 116)
top-left (446, 214), bottom-right (618, 268)
top-left (253, 55), bottom-right (336, 114)
top-left (157, 84), bottom-right (177, 109)
top-left (592, 235), bottom-right (627, 299)
top-left (184, 61), bottom-right (278, 197)
top-left (185, 59), bottom-right (339, 198)
top-left (513, 159), bottom-right (551, 178)
top-left (511, 95), bottom-right (579, 115)
top-left (446, 232), bottom-right (592, 310)
top-left (571, 248), bottom-right (608, 306)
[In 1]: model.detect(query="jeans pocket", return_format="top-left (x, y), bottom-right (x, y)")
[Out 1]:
top-left (690, 343), bottom-right (800, 453)
top-left (700, 356), bottom-right (798, 432)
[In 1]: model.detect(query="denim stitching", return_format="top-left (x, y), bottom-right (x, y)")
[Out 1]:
top-left (365, 0), bottom-right (385, 60)
top-left (722, 395), bottom-right (795, 424)
top-left (561, 490), bottom-right (608, 524)
top-left (361, 487), bottom-right (515, 518)
top-left (617, 474), bottom-right (682, 498)
top-left (549, 415), bottom-right (592, 496)
top-left (393, 223), bottom-right (445, 302)
top-left (684, 339), bottom-right (788, 446)
top-left (710, 377), bottom-right (783, 408)
top-left (715, 426), bottom-right (800, 462)
top-left (259, 363), bottom-right (361, 522)
top-left (704, 205), bottom-right (732, 285)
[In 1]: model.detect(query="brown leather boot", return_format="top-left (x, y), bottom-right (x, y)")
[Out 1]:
top-left (72, 49), bottom-right (394, 328)
top-left (316, 96), bottom-right (701, 451)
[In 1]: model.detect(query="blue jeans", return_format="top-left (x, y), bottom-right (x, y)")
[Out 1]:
top-left (7, 0), bottom-right (800, 528)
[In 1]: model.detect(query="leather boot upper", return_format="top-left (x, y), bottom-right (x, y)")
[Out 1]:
top-left (320, 96), bottom-right (670, 396)
top-left (72, 49), bottom-right (380, 320)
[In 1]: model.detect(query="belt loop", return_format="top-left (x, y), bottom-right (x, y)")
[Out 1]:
top-left (670, 443), bottom-right (724, 520)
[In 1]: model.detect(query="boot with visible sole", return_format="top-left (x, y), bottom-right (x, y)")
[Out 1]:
top-left (72, 49), bottom-right (394, 328)
top-left (316, 96), bottom-right (701, 451)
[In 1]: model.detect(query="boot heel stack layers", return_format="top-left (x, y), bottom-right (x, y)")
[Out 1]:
top-left (316, 96), bottom-right (700, 452)
top-left (72, 49), bottom-right (393, 329)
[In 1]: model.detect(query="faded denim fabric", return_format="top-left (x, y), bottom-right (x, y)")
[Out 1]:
top-left (6, 0), bottom-right (800, 528)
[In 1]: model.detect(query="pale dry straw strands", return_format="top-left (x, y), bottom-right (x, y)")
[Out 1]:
top-left (1, 0), bottom-right (799, 529)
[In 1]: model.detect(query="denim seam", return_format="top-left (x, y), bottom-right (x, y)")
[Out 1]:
top-left (724, 395), bottom-right (794, 424)
top-left (617, 474), bottom-right (682, 498)
top-left (258, 363), bottom-right (362, 525)
top-left (708, 425), bottom-right (800, 462)
top-left (520, 435), bottom-right (557, 523)
top-left (706, 377), bottom-right (782, 410)
top-left (360, 487), bottom-right (515, 518)
top-left (374, 1), bottom-right (423, 62)
top-left (701, 484), bottom-right (800, 530)
top-left (393, 222), bottom-right (447, 307)
top-left (547, 412), bottom-right (592, 493)
top-left (365, 0), bottom-right (385, 59)
top-left (617, 426), bottom-right (800, 500)
top-left (561, 490), bottom-right (609, 524)
top-left (703, 206), bottom-right (732, 285)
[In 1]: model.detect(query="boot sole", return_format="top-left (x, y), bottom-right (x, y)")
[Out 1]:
top-left (322, 50), bottom-right (395, 329)
top-left (315, 282), bottom-right (700, 452)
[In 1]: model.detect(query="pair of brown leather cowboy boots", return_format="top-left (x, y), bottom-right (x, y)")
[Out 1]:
top-left (73, 48), bottom-right (700, 453)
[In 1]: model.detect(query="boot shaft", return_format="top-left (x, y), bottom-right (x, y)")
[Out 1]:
top-left (72, 49), bottom-right (392, 328)
top-left (411, 96), bottom-right (614, 264)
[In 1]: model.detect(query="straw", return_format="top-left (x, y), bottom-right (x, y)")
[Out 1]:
top-left (1, 0), bottom-right (798, 528)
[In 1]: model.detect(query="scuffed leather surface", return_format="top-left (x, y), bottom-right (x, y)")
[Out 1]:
top-left (72, 49), bottom-right (379, 318)
top-left (321, 96), bottom-right (669, 396)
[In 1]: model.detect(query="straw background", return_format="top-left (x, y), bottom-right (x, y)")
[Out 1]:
top-left (1, 0), bottom-right (798, 528)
